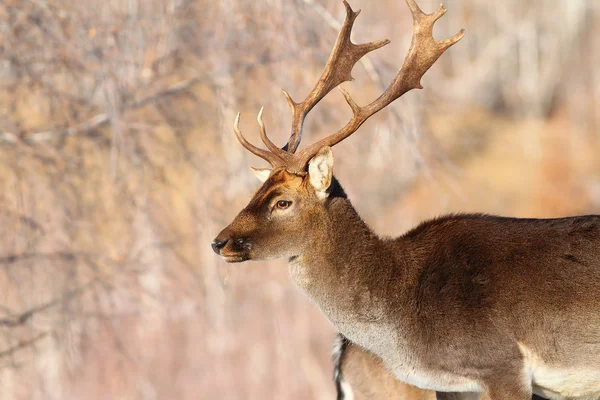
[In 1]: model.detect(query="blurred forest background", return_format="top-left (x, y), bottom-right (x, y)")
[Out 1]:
top-left (0, 0), bottom-right (599, 399)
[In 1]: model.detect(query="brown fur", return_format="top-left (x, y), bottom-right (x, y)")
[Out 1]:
top-left (213, 167), bottom-right (600, 400)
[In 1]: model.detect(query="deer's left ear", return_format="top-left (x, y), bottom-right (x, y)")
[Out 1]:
top-left (251, 167), bottom-right (271, 183)
top-left (308, 146), bottom-right (333, 199)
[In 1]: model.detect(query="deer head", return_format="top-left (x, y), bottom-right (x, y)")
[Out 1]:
top-left (212, 0), bottom-right (464, 263)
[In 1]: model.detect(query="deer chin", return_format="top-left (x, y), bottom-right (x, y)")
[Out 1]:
top-left (221, 252), bottom-right (251, 263)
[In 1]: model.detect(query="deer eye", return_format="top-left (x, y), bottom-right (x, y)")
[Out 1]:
top-left (276, 200), bottom-right (292, 209)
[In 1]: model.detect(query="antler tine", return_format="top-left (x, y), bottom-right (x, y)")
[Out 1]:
top-left (290, 0), bottom-right (465, 172)
top-left (283, 0), bottom-right (390, 154)
top-left (233, 113), bottom-right (287, 167)
top-left (256, 107), bottom-right (288, 157)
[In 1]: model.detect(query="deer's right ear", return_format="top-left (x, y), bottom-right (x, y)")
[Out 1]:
top-left (308, 147), bottom-right (333, 199)
top-left (251, 167), bottom-right (272, 183)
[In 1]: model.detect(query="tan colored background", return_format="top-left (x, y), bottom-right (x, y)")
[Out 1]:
top-left (0, 0), bottom-right (599, 398)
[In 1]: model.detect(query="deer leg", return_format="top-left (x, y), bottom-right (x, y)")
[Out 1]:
top-left (484, 387), bottom-right (531, 400)
top-left (482, 372), bottom-right (532, 400)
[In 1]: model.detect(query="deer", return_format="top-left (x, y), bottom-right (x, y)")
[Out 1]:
top-left (333, 333), bottom-right (440, 400)
top-left (333, 333), bottom-right (549, 400)
top-left (211, 0), bottom-right (600, 399)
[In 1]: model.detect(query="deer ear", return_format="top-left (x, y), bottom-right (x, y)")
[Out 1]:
top-left (251, 167), bottom-right (271, 183)
top-left (308, 147), bottom-right (333, 198)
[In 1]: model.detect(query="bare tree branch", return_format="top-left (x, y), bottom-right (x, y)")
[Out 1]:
top-left (0, 332), bottom-right (49, 360)
top-left (0, 77), bottom-right (200, 144)
top-left (0, 279), bottom-right (97, 327)
top-left (0, 251), bottom-right (89, 266)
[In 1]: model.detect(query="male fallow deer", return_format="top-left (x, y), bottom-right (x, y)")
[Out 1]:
top-left (212, 1), bottom-right (600, 399)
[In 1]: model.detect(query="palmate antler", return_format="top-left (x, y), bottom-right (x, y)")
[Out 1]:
top-left (233, 0), bottom-right (465, 173)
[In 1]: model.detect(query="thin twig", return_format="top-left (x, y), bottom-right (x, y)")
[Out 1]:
top-left (0, 77), bottom-right (200, 144)
top-left (0, 279), bottom-right (97, 327)
top-left (0, 332), bottom-right (49, 359)
top-left (0, 251), bottom-right (90, 266)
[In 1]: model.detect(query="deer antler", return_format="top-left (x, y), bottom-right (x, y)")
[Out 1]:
top-left (233, 0), bottom-right (464, 173)
top-left (282, 0), bottom-right (390, 153)
top-left (233, 112), bottom-right (286, 167)
top-left (233, 0), bottom-right (388, 167)
top-left (288, 0), bottom-right (465, 172)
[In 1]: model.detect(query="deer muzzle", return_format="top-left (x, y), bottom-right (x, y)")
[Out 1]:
top-left (211, 224), bottom-right (253, 262)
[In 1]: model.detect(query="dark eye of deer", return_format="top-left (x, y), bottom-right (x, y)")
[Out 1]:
top-left (276, 200), bottom-right (291, 209)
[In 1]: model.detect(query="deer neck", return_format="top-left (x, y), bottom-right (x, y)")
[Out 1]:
top-left (289, 190), bottom-right (400, 329)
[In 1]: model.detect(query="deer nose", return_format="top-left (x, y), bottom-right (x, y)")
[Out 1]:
top-left (211, 238), bottom-right (228, 255)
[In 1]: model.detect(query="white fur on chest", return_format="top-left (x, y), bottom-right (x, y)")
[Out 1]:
top-left (336, 318), bottom-right (481, 393)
